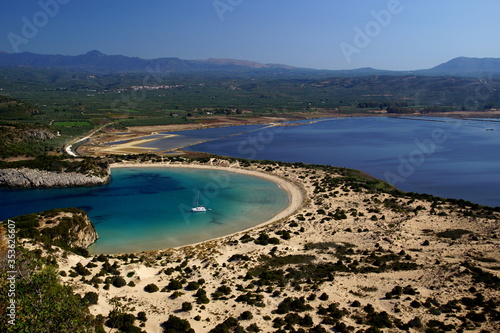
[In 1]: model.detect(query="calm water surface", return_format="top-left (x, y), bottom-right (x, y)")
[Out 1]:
top-left (0, 168), bottom-right (289, 253)
top-left (186, 117), bottom-right (500, 207)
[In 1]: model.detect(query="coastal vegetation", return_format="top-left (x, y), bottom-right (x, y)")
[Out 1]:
top-left (0, 122), bottom-right (61, 158)
top-left (0, 155), bottom-right (109, 177)
top-left (6, 207), bottom-right (97, 255)
top-left (0, 246), bottom-right (105, 333)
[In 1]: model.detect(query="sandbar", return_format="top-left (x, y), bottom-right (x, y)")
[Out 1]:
top-left (98, 134), bottom-right (178, 154)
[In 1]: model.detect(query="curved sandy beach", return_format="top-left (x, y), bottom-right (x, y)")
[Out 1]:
top-left (109, 161), bottom-right (305, 250)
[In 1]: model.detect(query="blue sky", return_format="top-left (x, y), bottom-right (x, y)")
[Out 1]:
top-left (1, 0), bottom-right (499, 70)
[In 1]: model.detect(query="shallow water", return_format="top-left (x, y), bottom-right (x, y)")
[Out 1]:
top-left (137, 124), bottom-right (268, 151)
top-left (0, 168), bottom-right (289, 253)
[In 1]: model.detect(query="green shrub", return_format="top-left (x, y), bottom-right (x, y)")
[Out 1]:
top-left (239, 311), bottom-right (253, 320)
top-left (82, 291), bottom-right (99, 305)
top-left (319, 293), bottom-right (329, 301)
top-left (137, 311), bottom-right (147, 322)
top-left (144, 283), bottom-right (159, 293)
top-left (167, 279), bottom-right (183, 290)
top-left (181, 302), bottom-right (193, 312)
top-left (276, 297), bottom-right (312, 314)
top-left (111, 276), bottom-right (126, 288)
top-left (105, 312), bottom-right (140, 333)
top-left (161, 315), bottom-right (194, 333)
top-left (185, 281), bottom-right (200, 290)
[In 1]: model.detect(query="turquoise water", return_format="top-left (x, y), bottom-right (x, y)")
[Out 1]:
top-left (0, 168), bottom-right (289, 253)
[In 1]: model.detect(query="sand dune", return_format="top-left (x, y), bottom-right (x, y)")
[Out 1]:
top-left (50, 160), bottom-right (499, 332)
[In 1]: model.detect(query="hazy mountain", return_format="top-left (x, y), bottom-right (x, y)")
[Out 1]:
top-left (0, 51), bottom-right (499, 77)
top-left (417, 57), bottom-right (500, 76)
top-left (0, 50), bottom-right (297, 73)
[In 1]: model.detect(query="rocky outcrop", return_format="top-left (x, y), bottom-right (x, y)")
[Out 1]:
top-left (24, 128), bottom-right (56, 140)
top-left (0, 168), bottom-right (110, 188)
top-left (53, 211), bottom-right (98, 249)
top-left (10, 208), bottom-right (98, 250)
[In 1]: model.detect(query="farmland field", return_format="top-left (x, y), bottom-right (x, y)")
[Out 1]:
top-left (53, 121), bottom-right (92, 127)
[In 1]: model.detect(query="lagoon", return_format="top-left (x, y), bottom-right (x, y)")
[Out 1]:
top-left (0, 167), bottom-right (289, 253)
top-left (185, 117), bottom-right (500, 207)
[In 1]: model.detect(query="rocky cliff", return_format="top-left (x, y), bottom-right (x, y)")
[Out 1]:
top-left (47, 210), bottom-right (98, 249)
top-left (7, 207), bottom-right (98, 250)
top-left (0, 167), bottom-right (110, 188)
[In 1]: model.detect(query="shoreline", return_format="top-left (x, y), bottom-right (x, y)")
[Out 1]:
top-left (88, 114), bottom-right (500, 156)
top-left (108, 161), bottom-right (306, 252)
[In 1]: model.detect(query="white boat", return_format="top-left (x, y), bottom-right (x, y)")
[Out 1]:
top-left (191, 206), bottom-right (208, 213)
top-left (191, 192), bottom-right (210, 212)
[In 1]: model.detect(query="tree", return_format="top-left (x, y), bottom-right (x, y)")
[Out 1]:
top-left (0, 250), bottom-right (102, 333)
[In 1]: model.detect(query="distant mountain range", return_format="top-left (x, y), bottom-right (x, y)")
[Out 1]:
top-left (0, 50), bottom-right (295, 74)
top-left (0, 50), bottom-right (499, 77)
